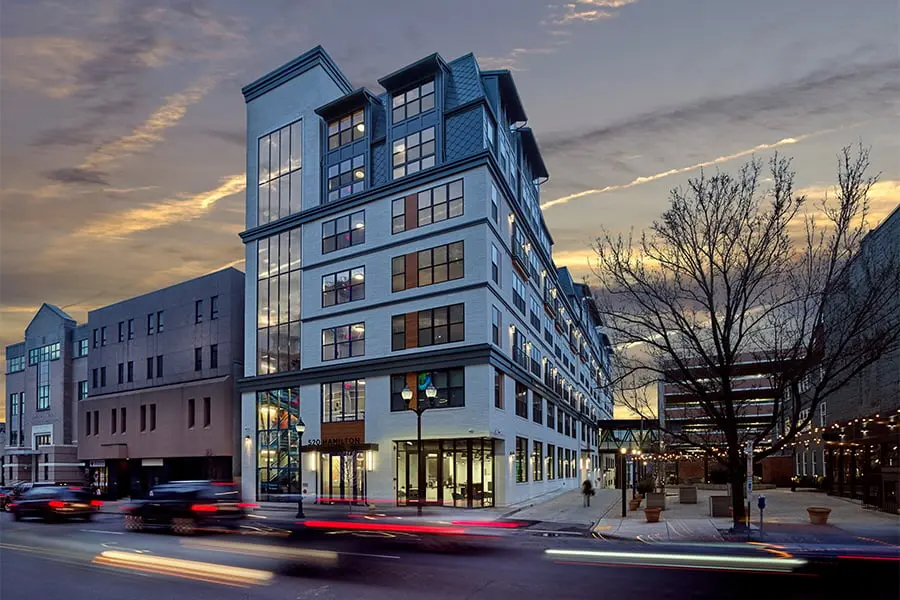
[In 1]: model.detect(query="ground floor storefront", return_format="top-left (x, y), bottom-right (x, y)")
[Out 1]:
top-left (87, 456), bottom-right (233, 499)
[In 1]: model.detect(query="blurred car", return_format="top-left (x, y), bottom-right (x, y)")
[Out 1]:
top-left (9, 486), bottom-right (102, 521)
top-left (122, 480), bottom-right (254, 535)
top-left (3, 481), bottom-right (60, 510)
top-left (0, 486), bottom-right (13, 511)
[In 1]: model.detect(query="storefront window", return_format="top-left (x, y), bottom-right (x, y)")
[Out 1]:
top-left (256, 388), bottom-right (301, 501)
top-left (396, 438), bottom-right (494, 508)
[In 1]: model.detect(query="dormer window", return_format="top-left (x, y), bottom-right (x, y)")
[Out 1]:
top-left (392, 80), bottom-right (435, 123)
top-left (327, 155), bottom-right (366, 202)
top-left (327, 109), bottom-right (365, 150)
top-left (392, 127), bottom-right (435, 179)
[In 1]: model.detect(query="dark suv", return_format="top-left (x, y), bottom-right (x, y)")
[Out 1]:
top-left (123, 481), bottom-right (253, 535)
top-left (10, 486), bottom-right (102, 521)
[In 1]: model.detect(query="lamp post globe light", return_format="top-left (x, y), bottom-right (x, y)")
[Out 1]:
top-left (404, 381), bottom-right (437, 517)
top-left (295, 417), bottom-right (306, 519)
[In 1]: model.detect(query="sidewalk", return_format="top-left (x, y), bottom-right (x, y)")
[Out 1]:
top-left (592, 488), bottom-right (900, 545)
top-left (504, 487), bottom-right (621, 528)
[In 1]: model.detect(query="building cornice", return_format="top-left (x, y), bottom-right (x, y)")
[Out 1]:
top-left (242, 46), bottom-right (353, 103)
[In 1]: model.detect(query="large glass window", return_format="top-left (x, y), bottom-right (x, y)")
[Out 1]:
top-left (533, 441), bottom-right (543, 481)
top-left (392, 304), bottom-right (465, 350)
top-left (392, 80), bottom-right (435, 123)
top-left (547, 443), bottom-right (555, 479)
top-left (327, 155), bottom-right (365, 202)
top-left (393, 127), bottom-right (435, 179)
top-left (37, 385), bottom-right (50, 411)
top-left (391, 179), bottom-right (464, 233)
top-left (258, 120), bottom-right (302, 226)
top-left (515, 437), bottom-right (528, 483)
top-left (321, 379), bottom-right (366, 422)
top-left (418, 304), bottom-right (464, 347)
top-left (28, 343), bottom-right (60, 365)
top-left (321, 266), bottom-right (365, 307)
top-left (256, 388), bottom-right (302, 501)
top-left (327, 109), bottom-right (365, 150)
top-left (533, 392), bottom-right (543, 424)
top-left (515, 381), bottom-right (528, 419)
top-left (321, 322), bottom-right (365, 361)
top-left (396, 438), bottom-right (494, 508)
top-left (6, 355), bottom-right (25, 373)
top-left (322, 210), bottom-right (365, 254)
top-left (418, 242), bottom-right (464, 287)
top-left (513, 273), bottom-right (526, 313)
top-left (257, 228), bottom-right (302, 375)
top-left (390, 369), bottom-right (465, 411)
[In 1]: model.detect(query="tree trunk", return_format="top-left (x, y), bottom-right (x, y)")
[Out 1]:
top-left (730, 457), bottom-right (746, 529)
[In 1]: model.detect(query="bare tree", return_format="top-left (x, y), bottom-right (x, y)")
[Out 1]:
top-left (592, 145), bottom-right (900, 527)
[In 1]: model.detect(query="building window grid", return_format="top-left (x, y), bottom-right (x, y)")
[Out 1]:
top-left (258, 119), bottom-right (302, 225)
top-left (322, 266), bottom-right (365, 307)
top-left (391, 80), bottom-right (435, 123)
top-left (322, 210), bottom-right (365, 254)
top-left (28, 343), bottom-right (61, 365)
top-left (389, 369), bottom-right (465, 411)
top-left (515, 381), bottom-right (528, 419)
top-left (327, 109), bottom-right (364, 150)
top-left (327, 154), bottom-right (366, 202)
top-left (321, 379), bottom-right (366, 423)
top-left (7, 355), bottom-right (25, 373)
top-left (533, 441), bottom-right (543, 481)
top-left (37, 385), bottom-right (50, 411)
top-left (418, 304), bottom-right (464, 347)
top-left (257, 228), bottom-right (302, 375)
top-left (492, 306), bottom-right (502, 347)
top-left (515, 437), bottom-right (528, 483)
top-left (392, 127), bottom-right (436, 179)
top-left (417, 242), bottom-right (464, 287)
top-left (512, 274), bottom-right (526, 313)
top-left (391, 179), bottom-right (463, 233)
top-left (321, 322), bottom-right (366, 361)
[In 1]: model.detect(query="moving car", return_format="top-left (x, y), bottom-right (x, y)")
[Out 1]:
top-left (9, 486), bottom-right (102, 521)
top-left (122, 481), bottom-right (254, 535)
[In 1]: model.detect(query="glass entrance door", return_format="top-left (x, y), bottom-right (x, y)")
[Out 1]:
top-left (396, 439), bottom-right (495, 508)
top-left (319, 452), bottom-right (366, 505)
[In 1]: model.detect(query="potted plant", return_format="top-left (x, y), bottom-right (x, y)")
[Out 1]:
top-left (807, 507), bottom-right (832, 525)
top-left (637, 478), bottom-right (655, 497)
top-left (644, 507), bottom-right (663, 523)
top-left (629, 497), bottom-right (642, 511)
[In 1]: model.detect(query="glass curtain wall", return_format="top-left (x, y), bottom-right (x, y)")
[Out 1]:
top-left (256, 388), bottom-right (301, 501)
top-left (396, 438), bottom-right (495, 508)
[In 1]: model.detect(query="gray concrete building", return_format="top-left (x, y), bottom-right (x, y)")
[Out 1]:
top-left (4, 304), bottom-right (88, 485)
top-left (77, 268), bottom-right (245, 498)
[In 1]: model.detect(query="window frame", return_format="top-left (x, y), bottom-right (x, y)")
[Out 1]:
top-left (515, 437), bottom-right (528, 483)
top-left (322, 210), bottom-right (365, 254)
top-left (417, 304), bottom-right (464, 347)
top-left (392, 127), bottom-right (436, 179)
top-left (515, 381), bottom-right (528, 419)
top-left (416, 241), bottom-right (464, 287)
top-left (327, 109), bottom-right (365, 151)
top-left (391, 80), bottom-right (435, 123)
top-left (321, 379), bottom-right (367, 423)
top-left (326, 154), bottom-right (366, 202)
top-left (321, 322), bottom-right (366, 361)
top-left (391, 179), bottom-right (464, 233)
top-left (321, 266), bottom-right (366, 307)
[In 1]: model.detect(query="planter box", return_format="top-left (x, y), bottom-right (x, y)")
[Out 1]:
top-left (679, 486), bottom-right (698, 504)
top-left (807, 507), bottom-right (832, 525)
top-left (644, 507), bottom-right (663, 523)
top-left (646, 492), bottom-right (666, 510)
top-left (709, 495), bottom-right (732, 517)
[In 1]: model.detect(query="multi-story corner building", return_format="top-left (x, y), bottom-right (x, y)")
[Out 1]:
top-left (238, 47), bottom-right (613, 508)
top-left (4, 304), bottom-right (88, 484)
top-left (77, 268), bottom-right (244, 498)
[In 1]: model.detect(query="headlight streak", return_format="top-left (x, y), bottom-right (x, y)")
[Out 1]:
top-left (544, 549), bottom-right (807, 573)
top-left (91, 550), bottom-right (274, 588)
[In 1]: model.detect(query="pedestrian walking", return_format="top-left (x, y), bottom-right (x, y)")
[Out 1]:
top-left (582, 479), bottom-right (595, 507)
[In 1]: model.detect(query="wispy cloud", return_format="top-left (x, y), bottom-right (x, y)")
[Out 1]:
top-left (71, 174), bottom-right (246, 240)
top-left (549, 0), bottom-right (639, 25)
top-left (80, 75), bottom-right (219, 172)
top-left (0, 36), bottom-right (99, 98)
top-left (479, 0), bottom-right (640, 71)
top-left (542, 133), bottom-right (825, 210)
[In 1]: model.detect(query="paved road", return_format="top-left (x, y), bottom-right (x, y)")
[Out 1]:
top-left (1, 513), bottom-right (896, 600)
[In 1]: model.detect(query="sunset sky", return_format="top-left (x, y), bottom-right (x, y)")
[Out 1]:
top-left (1, 0), bottom-right (898, 416)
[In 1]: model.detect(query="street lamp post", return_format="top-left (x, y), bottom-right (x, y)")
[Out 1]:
top-left (295, 417), bottom-right (306, 519)
top-left (619, 447), bottom-right (627, 517)
top-left (403, 382), bottom-right (438, 517)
